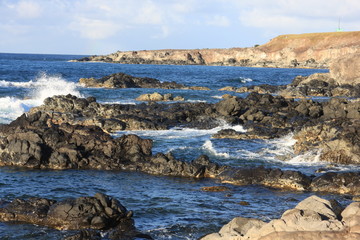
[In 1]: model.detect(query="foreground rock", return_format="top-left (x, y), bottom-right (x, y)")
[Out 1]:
top-left (0, 193), bottom-right (150, 239)
top-left (201, 195), bottom-right (360, 240)
top-left (330, 52), bottom-right (360, 85)
top-left (79, 72), bottom-right (209, 90)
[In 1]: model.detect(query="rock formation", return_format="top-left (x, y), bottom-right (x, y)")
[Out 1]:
top-left (73, 32), bottom-right (360, 69)
top-left (201, 195), bottom-right (360, 240)
top-left (1, 94), bottom-right (360, 195)
top-left (330, 52), bottom-right (360, 85)
top-left (0, 193), bottom-right (151, 240)
top-left (18, 92), bottom-right (360, 166)
top-left (135, 92), bottom-right (185, 102)
top-left (79, 72), bottom-right (209, 90)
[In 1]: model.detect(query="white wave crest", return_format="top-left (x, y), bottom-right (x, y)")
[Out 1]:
top-left (0, 73), bottom-right (83, 123)
top-left (29, 73), bottom-right (83, 102)
top-left (0, 80), bottom-right (36, 88)
top-left (113, 121), bottom-right (245, 139)
top-left (240, 77), bottom-right (253, 83)
top-left (201, 140), bottom-right (230, 158)
top-left (0, 97), bottom-right (37, 123)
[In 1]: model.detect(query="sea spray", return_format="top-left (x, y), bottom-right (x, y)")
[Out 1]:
top-left (201, 140), bottom-right (230, 158)
top-left (29, 72), bottom-right (83, 102)
top-left (0, 73), bottom-right (82, 123)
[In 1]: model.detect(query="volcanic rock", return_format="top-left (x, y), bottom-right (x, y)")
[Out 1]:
top-left (79, 72), bottom-right (209, 90)
top-left (0, 193), bottom-right (150, 240)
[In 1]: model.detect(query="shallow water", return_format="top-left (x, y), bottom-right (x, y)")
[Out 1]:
top-left (0, 53), bottom-right (353, 239)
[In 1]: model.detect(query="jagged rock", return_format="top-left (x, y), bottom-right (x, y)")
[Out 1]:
top-left (0, 194), bottom-right (123, 230)
top-left (79, 72), bottom-right (208, 90)
top-left (280, 73), bottom-right (360, 98)
top-left (0, 193), bottom-right (151, 240)
top-left (293, 119), bottom-right (360, 165)
top-left (201, 195), bottom-right (360, 240)
top-left (311, 172), bottom-right (360, 195)
top-left (29, 94), bottom-right (218, 132)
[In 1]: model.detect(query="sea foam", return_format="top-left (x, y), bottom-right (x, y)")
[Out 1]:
top-left (0, 73), bottom-right (82, 123)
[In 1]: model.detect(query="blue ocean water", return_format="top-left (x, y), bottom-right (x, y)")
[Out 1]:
top-left (0, 53), bottom-right (353, 239)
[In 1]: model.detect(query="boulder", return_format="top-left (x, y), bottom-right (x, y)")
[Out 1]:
top-left (330, 53), bottom-right (360, 85)
top-left (0, 194), bottom-right (130, 230)
top-left (0, 193), bottom-right (151, 240)
top-left (135, 92), bottom-right (185, 101)
top-left (201, 195), bottom-right (360, 240)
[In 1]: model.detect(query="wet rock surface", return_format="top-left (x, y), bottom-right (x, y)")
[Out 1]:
top-left (0, 93), bottom-right (360, 195)
top-left (0, 193), bottom-right (150, 240)
top-left (79, 72), bottom-right (209, 90)
top-left (201, 195), bottom-right (360, 240)
top-left (220, 73), bottom-right (360, 98)
top-left (29, 94), bottom-right (218, 132)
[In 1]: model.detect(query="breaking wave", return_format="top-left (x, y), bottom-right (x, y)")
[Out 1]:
top-left (0, 73), bottom-right (83, 123)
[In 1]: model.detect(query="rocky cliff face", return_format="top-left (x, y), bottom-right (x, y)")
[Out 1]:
top-left (75, 31), bottom-right (360, 69)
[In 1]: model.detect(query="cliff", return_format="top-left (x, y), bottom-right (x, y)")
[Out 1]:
top-left (75, 31), bottom-right (360, 69)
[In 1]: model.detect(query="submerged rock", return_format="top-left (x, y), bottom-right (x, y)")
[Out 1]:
top-left (201, 195), bottom-right (360, 240)
top-left (0, 193), bottom-right (149, 239)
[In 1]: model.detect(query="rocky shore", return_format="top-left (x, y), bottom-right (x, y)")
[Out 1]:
top-left (201, 195), bottom-right (360, 240)
top-left (3, 193), bottom-right (359, 240)
top-left (2, 31), bottom-right (360, 239)
top-left (0, 193), bottom-right (151, 240)
top-left (0, 94), bottom-right (360, 195)
top-left (72, 32), bottom-right (360, 69)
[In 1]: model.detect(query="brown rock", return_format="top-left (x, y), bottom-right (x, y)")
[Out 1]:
top-left (201, 195), bottom-right (360, 240)
top-left (330, 52), bottom-right (360, 85)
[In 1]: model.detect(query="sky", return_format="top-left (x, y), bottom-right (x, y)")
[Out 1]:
top-left (0, 0), bottom-right (359, 55)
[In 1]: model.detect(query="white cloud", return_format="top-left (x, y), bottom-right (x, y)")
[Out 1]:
top-left (69, 17), bottom-right (123, 39)
top-left (206, 15), bottom-right (231, 27)
top-left (152, 25), bottom-right (170, 39)
top-left (14, 0), bottom-right (42, 19)
top-left (237, 0), bottom-right (360, 33)
top-left (135, 1), bottom-right (164, 25)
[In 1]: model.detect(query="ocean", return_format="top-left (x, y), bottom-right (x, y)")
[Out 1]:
top-left (0, 53), bottom-right (355, 239)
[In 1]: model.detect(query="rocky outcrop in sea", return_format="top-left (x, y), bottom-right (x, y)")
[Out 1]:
top-left (1, 94), bottom-right (360, 195)
top-left (0, 193), bottom-right (151, 240)
top-left (79, 72), bottom-right (209, 90)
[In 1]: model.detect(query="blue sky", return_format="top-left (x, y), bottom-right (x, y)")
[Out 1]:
top-left (1, 0), bottom-right (359, 55)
